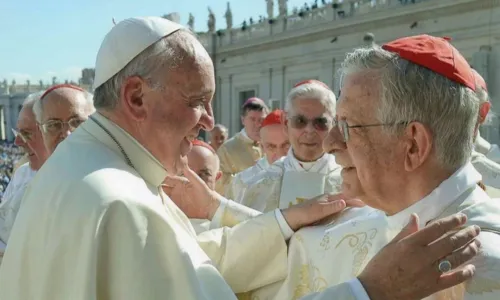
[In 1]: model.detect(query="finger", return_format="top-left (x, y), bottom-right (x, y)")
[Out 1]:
top-left (316, 199), bottom-right (347, 215)
top-left (412, 213), bottom-right (468, 246)
top-left (391, 213), bottom-right (420, 243)
top-left (343, 199), bottom-right (365, 208)
top-left (426, 225), bottom-right (481, 263)
top-left (435, 265), bottom-right (476, 292)
top-left (324, 193), bottom-right (347, 202)
top-left (435, 239), bottom-right (481, 274)
top-left (163, 175), bottom-right (190, 188)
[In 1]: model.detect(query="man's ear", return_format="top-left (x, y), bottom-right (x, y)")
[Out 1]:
top-left (478, 102), bottom-right (491, 124)
top-left (121, 76), bottom-right (148, 121)
top-left (216, 171), bottom-right (222, 181)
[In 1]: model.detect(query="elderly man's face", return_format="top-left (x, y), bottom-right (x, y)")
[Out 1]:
top-left (286, 97), bottom-right (332, 162)
top-left (187, 146), bottom-right (220, 190)
top-left (260, 124), bottom-right (290, 164)
top-left (242, 110), bottom-right (267, 142)
top-left (326, 72), bottom-right (405, 210)
top-left (139, 38), bottom-right (215, 175)
top-left (210, 127), bottom-right (228, 150)
top-left (14, 106), bottom-right (48, 171)
top-left (39, 89), bottom-right (94, 155)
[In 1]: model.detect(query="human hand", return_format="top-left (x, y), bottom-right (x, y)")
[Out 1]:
top-left (358, 213), bottom-right (481, 300)
top-left (162, 165), bottom-right (222, 220)
top-left (281, 193), bottom-right (365, 231)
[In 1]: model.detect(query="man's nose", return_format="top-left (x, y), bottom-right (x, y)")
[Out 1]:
top-left (322, 126), bottom-right (346, 153)
top-left (199, 107), bottom-right (215, 131)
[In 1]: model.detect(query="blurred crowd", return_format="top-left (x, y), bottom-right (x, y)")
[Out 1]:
top-left (0, 141), bottom-right (25, 198)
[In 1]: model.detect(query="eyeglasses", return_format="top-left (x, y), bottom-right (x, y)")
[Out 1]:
top-left (40, 117), bottom-right (86, 134)
top-left (334, 117), bottom-right (407, 142)
top-left (288, 115), bottom-right (331, 131)
top-left (11, 128), bottom-right (32, 143)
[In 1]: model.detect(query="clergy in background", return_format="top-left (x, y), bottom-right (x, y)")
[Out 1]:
top-left (271, 35), bottom-right (500, 300)
top-left (209, 124), bottom-right (228, 151)
top-left (0, 17), bottom-right (355, 299)
top-left (470, 69), bottom-right (500, 197)
top-left (0, 85), bottom-right (94, 256)
top-left (226, 109), bottom-right (290, 202)
top-left (0, 92), bottom-right (47, 256)
top-left (183, 139), bottom-right (221, 233)
top-left (216, 98), bottom-right (269, 194)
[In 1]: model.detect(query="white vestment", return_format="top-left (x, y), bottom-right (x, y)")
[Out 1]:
top-left (0, 163), bottom-right (36, 252)
top-left (0, 113), bottom-right (290, 299)
top-left (272, 163), bottom-right (500, 300)
top-left (471, 151), bottom-right (500, 198)
top-left (486, 144), bottom-right (500, 164)
top-left (240, 149), bottom-right (343, 212)
top-left (226, 156), bottom-right (270, 203)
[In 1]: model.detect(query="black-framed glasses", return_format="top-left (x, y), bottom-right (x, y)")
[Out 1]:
top-left (11, 128), bottom-right (32, 143)
top-left (40, 117), bottom-right (86, 134)
top-left (288, 115), bottom-right (332, 131)
top-left (334, 117), bottom-right (407, 142)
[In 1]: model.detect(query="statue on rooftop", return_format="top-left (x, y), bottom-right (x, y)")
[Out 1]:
top-left (224, 2), bottom-right (233, 30)
top-left (52, 76), bottom-right (57, 86)
top-left (188, 13), bottom-right (195, 31)
top-left (266, 0), bottom-right (274, 19)
top-left (39, 80), bottom-right (43, 89)
top-left (207, 7), bottom-right (216, 33)
top-left (26, 80), bottom-right (30, 89)
top-left (11, 79), bottom-right (16, 87)
top-left (278, 0), bottom-right (288, 17)
top-left (2, 79), bottom-right (7, 89)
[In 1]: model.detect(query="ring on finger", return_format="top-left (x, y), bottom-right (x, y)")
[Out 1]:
top-left (438, 259), bottom-right (452, 273)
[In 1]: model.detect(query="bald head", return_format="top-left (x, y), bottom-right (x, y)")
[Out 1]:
top-left (33, 86), bottom-right (95, 155)
top-left (187, 144), bottom-right (220, 190)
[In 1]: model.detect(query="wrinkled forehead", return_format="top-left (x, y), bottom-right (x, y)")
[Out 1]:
top-left (17, 106), bottom-right (36, 128)
top-left (289, 97), bottom-right (329, 118)
top-left (338, 71), bottom-right (380, 121)
top-left (42, 89), bottom-right (90, 119)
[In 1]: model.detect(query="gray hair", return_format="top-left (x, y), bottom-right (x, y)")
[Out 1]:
top-left (284, 83), bottom-right (336, 117)
top-left (22, 91), bottom-right (44, 110)
top-left (340, 45), bottom-right (480, 170)
top-left (93, 29), bottom-right (197, 110)
top-left (32, 90), bottom-right (94, 123)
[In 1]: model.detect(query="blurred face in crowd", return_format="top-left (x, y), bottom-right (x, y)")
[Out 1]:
top-left (260, 124), bottom-right (290, 164)
top-left (210, 126), bottom-right (228, 151)
top-left (286, 97), bottom-right (332, 162)
top-left (14, 105), bottom-right (48, 171)
top-left (187, 145), bottom-right (221, 190)
top-left (241, 109), bottom-right (267, 142)
top-left (39, 88), bottom-right (95, 155)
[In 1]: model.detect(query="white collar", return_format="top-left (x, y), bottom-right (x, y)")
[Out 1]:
top-left (257, 157), bottom-right (270, 170)
top-left (387, 163), bottom-right (481, 229)
top-left (285, 148), bottom-right (334, 174)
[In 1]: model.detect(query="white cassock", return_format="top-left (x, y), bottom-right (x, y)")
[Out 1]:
top-left (240, 148), bottom-right (343, 212)
top-left (225, 156), bottom-right (270, 203)
top-left (271, 163), bottom-right (500, 300)
top-left (0, 162), bottom-right (36, 256)
top-left (471, 151), bottom-right (500, 197)
top-left (485, 144), bottom-right (500, 164)
top-left (0, 113), bottom-right (381, 300)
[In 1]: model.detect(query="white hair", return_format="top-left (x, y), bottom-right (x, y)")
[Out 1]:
top-left (22, 91), bottom-right (44, 110)
top-left (284, 83), bottom-right (336, 116)
top-left (93, 29), bottom-right (197, 110)
top-left (32, 90), bottom-right (94, 123)
top-left (340, 45), bottom-right (480, 170)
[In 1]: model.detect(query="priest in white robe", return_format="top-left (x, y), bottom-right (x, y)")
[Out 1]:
top-left (0, 85), bottom-right (95, 258)
top-left (0, 92), bottom-right (47, 256)
top-left (227, 109), bottom-right (290, 202)
top-left (216, 98), bottom-right (269, 194)
top-left (469, 69), bottom-right (500, 197)
top-left (269, 35), bottom-right (500, 300)
top-left (0, 17), bottom-right (377, 300)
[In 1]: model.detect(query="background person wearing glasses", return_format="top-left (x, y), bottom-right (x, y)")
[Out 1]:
top-left (238, 80), bottom-right (369, 215)
top-left (33, 84), bottom-right (95, 155)
top-left (0, 91), bottom-right (48, 259)
top-left (0, 85), bottom-right (94, 261)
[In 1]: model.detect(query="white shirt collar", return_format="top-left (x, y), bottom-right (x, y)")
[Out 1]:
top-left (387, 163), bottom-right (481, 229)
top-left (285, 148), bottom-right (334, 174)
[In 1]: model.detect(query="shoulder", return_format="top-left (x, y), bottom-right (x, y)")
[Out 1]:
top-left (10, 163), bottom-right (32, 181)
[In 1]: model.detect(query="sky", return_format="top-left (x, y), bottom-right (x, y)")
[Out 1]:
top-left (0, 0), bottom-right (310, 85)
